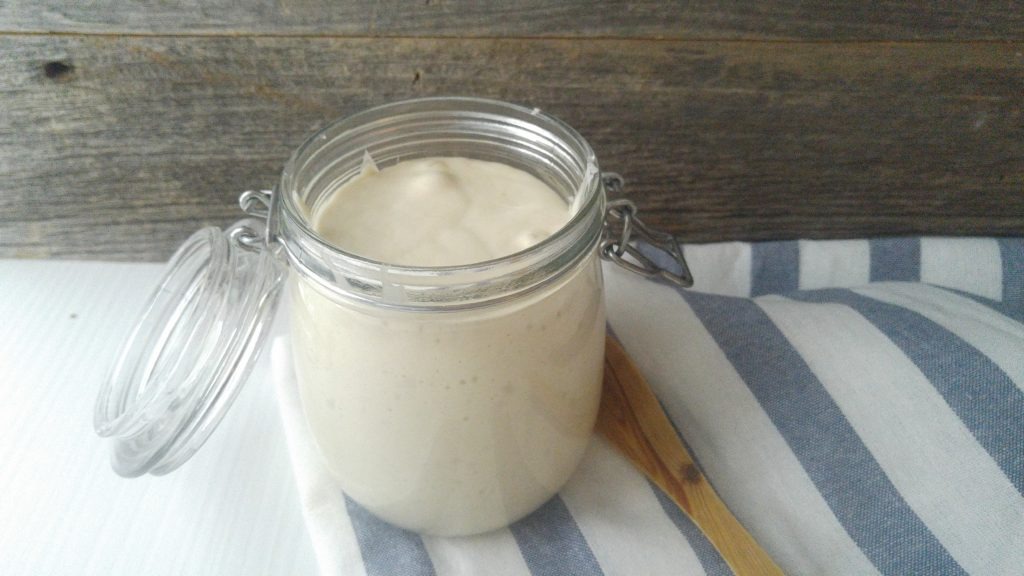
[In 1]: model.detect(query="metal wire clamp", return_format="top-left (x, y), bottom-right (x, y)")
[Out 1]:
top-left (600, 174), bottom-right (694, 288)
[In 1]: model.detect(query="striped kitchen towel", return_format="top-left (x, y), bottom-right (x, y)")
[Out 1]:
top-left (273, 236), bottom-right (1024, 576)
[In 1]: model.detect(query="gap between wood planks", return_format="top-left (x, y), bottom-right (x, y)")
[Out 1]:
top-left (0, 28), bottom-right (1019, 45)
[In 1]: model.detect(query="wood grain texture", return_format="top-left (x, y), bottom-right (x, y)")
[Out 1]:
top-left (1, 36), bottom-right (1022, 261)
top-left (598, 335), bottom-right (784, 575)
top-left (2, 1), bottom-right (1021, 40)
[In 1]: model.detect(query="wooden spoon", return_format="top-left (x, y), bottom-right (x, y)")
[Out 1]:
top-left (597, 335), bottom-right (785, 575)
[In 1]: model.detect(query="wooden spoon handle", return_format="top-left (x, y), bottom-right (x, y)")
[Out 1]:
top-left (597, 335), bottom-right (785, 576)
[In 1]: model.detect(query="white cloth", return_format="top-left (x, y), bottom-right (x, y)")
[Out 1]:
top-left (274, 237), bottom-right (1024, 576)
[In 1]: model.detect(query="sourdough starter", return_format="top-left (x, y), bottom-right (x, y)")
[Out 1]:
top-left (290, 157), bottom-right (605, 535)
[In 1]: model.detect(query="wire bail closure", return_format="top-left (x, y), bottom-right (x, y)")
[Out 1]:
top-left (240, 181), bottom-right (693, 288)
top-left (600, 173), bottom-right (694, 288)
top-left (233, 190), bottom-right (275, 252)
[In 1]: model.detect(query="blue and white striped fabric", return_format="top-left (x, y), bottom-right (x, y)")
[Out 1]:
top-left (273, 237), bottom-right (1024, 576)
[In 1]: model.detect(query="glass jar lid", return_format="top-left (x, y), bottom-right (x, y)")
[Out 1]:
top-left (93, 217), bottom-right (285, 477)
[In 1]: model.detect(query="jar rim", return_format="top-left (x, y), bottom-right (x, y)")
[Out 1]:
top-left (276, 96), bottom-right (603, 275)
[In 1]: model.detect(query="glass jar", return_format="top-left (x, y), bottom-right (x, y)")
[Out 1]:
top-left (283, 98), bottom-right (608, 535)
top-left (94, 97), bottom-right (692, 537)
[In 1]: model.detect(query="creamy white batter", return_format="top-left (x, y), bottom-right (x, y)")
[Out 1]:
top-left (291, 156), bottom-right (605, 535)
top-left (313, 156), bottom-right (571, 266)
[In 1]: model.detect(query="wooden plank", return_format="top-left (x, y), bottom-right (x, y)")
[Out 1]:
top-left (1, 1), bottom-right (1022, 40)
top-left (1, 36), bottom-right (1021, 261)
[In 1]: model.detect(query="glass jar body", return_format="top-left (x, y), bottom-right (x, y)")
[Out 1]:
top-left (290, 252), bottom-right (605, 535)
top-left (275, 97), bottom-right (609, 535)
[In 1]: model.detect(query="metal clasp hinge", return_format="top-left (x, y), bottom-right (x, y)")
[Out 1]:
top-left (232, 189), bottom-right (276, 252)
top-left (600, 173), bottom-right (694, 288)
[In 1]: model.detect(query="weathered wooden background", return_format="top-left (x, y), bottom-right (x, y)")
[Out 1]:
top-left (1, 2), bottom-right (1022, 260)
